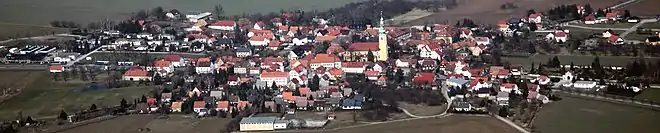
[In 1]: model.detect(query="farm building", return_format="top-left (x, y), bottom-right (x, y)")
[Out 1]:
top-left (239, 117), bottom-right (281, 131)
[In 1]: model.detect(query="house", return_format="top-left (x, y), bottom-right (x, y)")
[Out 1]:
top-left (171, 102), bottom-right (182, 112)
top-left (296, 97), bottom-right (309, 110)
top-left (608, 35), bottom-right (624, 45)
top-left (474, 37), bottom-right (491, 45)
top-left (161, 93), bottom-right (172, 102)
top-left (537, 76), bottom-right (551, 85)
top-left (606, 11), bottom-right (620, 21)
top-left (327, 68), bottom-right (344, 80)
top-left (395, 58), bottom-right (416, 68)
top-left (49, 65), bottom-right (63, 73)
top-left (192, 101), bottom-right (206, 113)
top-left (365, 71), bottom-right (380, 80)
top-left (345, 42), bottom-right (380, 62)
top-left (412, 72), bottom-right (435, 86)
top-left (151, 60), bottom-right (173, 75)
top-left (497, 20), bottom-right (509, 32)
top-left (499, 83), bottom-right (518, 93)
top-left (342, 62), bottom-right (365, 73)
top-left (239, 116), bottom-right (278, 131)
top-left (342, 95), bottom-right (364, 110)
top-left (164, 54), bottom-right (184, 67)
top-left (208, 20), bottom-right (235, 30)
top-left (547, 31), bottom-right (568, 43)
top-left (228, 75), bottom-right (240, 86)
top-left (260, 71), bottom-right (289, 86)
top-left (447, 77), bottom-right (469, 88)
top-left (249, 36), bottom-right (269, 46)
top-left (647, 36), bottom-right (660, 45)
top-left (573, 81), bottom-right (597, 90)
top-left (602, 30), bottom-right (614, 38)
top-left (123, 66), bottom-right (151, 81)
top-left (195, 58), bottom-right (214, 74)
top-left (496, 91), bottom-right (509, 106)
top-left (235, 47), bottom-right (252, 57)
top-left (528, 13), bottom-right (543, 23)
top-left (584, 15), bottom-right (596, 24)
top-left (459, 29), bottom-right (472, 39)
top-left (310, 54), bottom-right (341, 69)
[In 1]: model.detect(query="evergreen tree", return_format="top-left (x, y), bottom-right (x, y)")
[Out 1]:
top-left (58, 110), bottom-right (68, 121)
top-left (623, 10), bottom-right (631, 19)
top-left (592, 56), bottom-right (603, 78)
top-left (311, 75), bottom-right (320, 91)
top-left (154, 73), bottom-right (163, 85)
top-left (89, 104), bottom-right (97, 111)
top-left (528, 22), bottom-right (538, 31)
top-left (395, 68), bottom-right (404, 83)
top-left (271, 82), bottom-right (279, 90)
top-left (584, 4), bottom-right (593, 15)
top-left (570, 62), bottom-right (575, 71)
top-left (120, 98), bottom-right (128, 110)
top-left (551, 56), bottom-right (561, 68)
top-left (367, 50), bottom-right (375, 62)
top-left (530, 63), bottom-right (536, 74)
top-left (141, 95), bottom-right (148, 103)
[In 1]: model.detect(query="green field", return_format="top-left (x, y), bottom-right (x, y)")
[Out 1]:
top-left (636, 88), bottom-right (660, 102)
top-left (0, 23), bottom-right (68, 41)
top-left (574, 23), bottom-right (637, 29)
top-left (503, 54), bottom-right (660, 68)
top-left (533, 95), bottom-right (660, 133)
top-left (0, 71), bottom-right (152, 120)
top-left (639, 22), bottom-right (660, 29)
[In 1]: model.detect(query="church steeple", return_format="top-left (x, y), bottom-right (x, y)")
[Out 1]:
top-left (377, 11), bottom-right (388, 61)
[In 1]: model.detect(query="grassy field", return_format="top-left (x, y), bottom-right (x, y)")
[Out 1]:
top-left (397, 102), bottom-right (447, 116)
top-left (635, 88), bottom-right (660, 102)
top-left (621, 0), bottom-right (660, 17)
top-left (0, 71), bottom-right (152, 120)
top-left (533, 96), bottom-right (660, 133)
top-left (326, 115), bottom-right (519, 133)
top-left (82, 52), bottom-right (207, 64)
top-left (503, 54), bottom-right (660, 68)
top-left (0, 23), bottom-right (68, 41)
top-left (639, 22), bottom-right (660, 29)
top-left (405, 0), bottom-right (620, 25)
top-left (574, 23), bottom-right (637, 28)
top-left (57, 115), bottom-right (231, 133)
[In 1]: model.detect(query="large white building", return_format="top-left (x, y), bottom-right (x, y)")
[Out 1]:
top-left (260, 71), bottom-right (289, 86)
top-left (239, 117), bottom-right (287, 131)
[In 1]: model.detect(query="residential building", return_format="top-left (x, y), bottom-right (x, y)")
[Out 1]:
top-left (342, 62), bottom-right (365, 73)
top-left (260, 71), bottom-right (289, 86)
top-left (345, 42), bottom-right (380, 62)
top-left (164, 54), bottom-right (184, 67)
top-left (196, 58), bottom-right (214, 74)
top-left (123, 66), bottom-right (151, 81)
top-left (49, 65), bottom-right (63, 73)
top-left (573, 81), bottom-right (597, 90)
top-left (208, 20), bottom-right (236, 30)
top-left (239, 117), bottom-right (279, 131)
top-left (310, 54), bottom-right (341, 69)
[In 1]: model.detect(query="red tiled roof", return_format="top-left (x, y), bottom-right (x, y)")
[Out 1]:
top-left (263, 57), bottom-right (285, 64)
top-left (316, 36), bottom-right (337, 42)
top-left (555, 32), bottom-right (567, 37)
top-left (299, 87), bottom-right (310, 96)
top-left (497, 20), bottom-right (507, 26)
top-left (606, 11), bottom-right (619, 18)
top-left (124, 66), bottom-right (148, 77)
top-left (310, 54), bottom-right (340, 63)
top-left (608, 35), bottom-right (620, 42)
top-left (283, 91), bottom-right (295, 101)
top-left (164, 54), bottom-right (182, 62)
top-left (365, 71), bottom-right (379, 77)
top-left (237, 101), bottom-right (249, 109)
top-left (529, 13), bottom-right (542, 19)
top-left (147, 98), bottom-right (157, 105)
top-left (193, 101), bottom-right (205, 108)
top-left (268, 40), bottom-right (281, 47)
top-left (328, 67), bottom-right (344, 75)
top-left (348, 42), bottom-right (379, 51)
top-left (154, 60), bottom-right (171, 67)
top-left (327, 44), bottom-right (345, 54)
top-left (343, 62), bottom-right (365, 68)
top-left (584, 15), bottom-right (596, 21)
top-left (50, 65), bottom-right (63, 71)
top-left (250, 36), bottom-right (266, 41)
top-left (413, 72), bottom-right (434, 85)
top-left (501, 83), bottom-right (516, 88)
top-left (217, 101), bottom-right (229, 109)
top-left (211, 20), bottom-right (235, 27)
top-left (260, 71), bottom-right (288, 78)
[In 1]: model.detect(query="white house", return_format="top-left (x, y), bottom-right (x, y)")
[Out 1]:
top-left (260, 71), bottom-right (289, 86)
top-left (195, 59), bottom-right (214, 74)
top-left (236, 47), bottom-right (252, 57)
top-left (528, 13), bottom-right (543, 23)
top-left (249, 36), bottom-right (269, 46)
top-left (208, 20), bottom-right (235, 30)
top-left (573, 81), bottom-right (597, 89)
top-left (342, 62), bottom-right (365, 74)
top-left (602, 30), bottom-right (614, 38)
top-left (292, 37), bottom-right (311, 46)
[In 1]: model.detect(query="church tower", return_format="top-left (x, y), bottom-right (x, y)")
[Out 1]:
top-left (377, 11), bottom-right (388, 61)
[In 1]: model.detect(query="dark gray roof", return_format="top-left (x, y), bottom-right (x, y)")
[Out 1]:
top-left (236, 47), bottom-right (251, 52)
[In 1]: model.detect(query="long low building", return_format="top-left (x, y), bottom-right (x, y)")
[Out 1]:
top-left (239, 116), bottom-right (288, 131)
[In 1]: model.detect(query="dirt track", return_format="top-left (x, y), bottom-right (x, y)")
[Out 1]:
top-left (406, 0), bottom-right (621, 25)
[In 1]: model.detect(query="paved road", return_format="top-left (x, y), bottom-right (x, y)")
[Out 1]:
top-left (621, 19), bottom-right (659, 38)
top-left (0, 34), bottom-right (82, 44)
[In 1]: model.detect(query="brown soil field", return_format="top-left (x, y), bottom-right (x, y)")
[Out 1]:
top-left (324, 115), bottom-right (520, 133)
top-left (405, 0), bottom-right (621, 26)
top-left (621, 0), bottom-right (660, 17)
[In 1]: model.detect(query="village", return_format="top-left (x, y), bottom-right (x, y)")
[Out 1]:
top-left (1, 0), bottom-right (660, 132)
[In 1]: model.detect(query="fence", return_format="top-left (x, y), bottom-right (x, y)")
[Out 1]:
top-left (553, 87), bottom-right (660, 109)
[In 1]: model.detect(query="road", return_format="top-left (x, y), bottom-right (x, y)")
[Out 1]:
top-left (620, 19), bottom-right (659, 38)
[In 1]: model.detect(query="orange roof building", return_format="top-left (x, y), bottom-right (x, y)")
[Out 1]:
top-left (49, 65), bottom-right (63, 73)
top-left (122, 66), bottom-right (150, 81)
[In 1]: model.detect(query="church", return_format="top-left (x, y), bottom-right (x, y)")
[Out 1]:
top-left (344, 12), bottom-right (389, 62)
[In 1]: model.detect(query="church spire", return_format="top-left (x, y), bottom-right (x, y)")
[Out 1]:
top-left (379, 11), bottom-right (385, 33)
